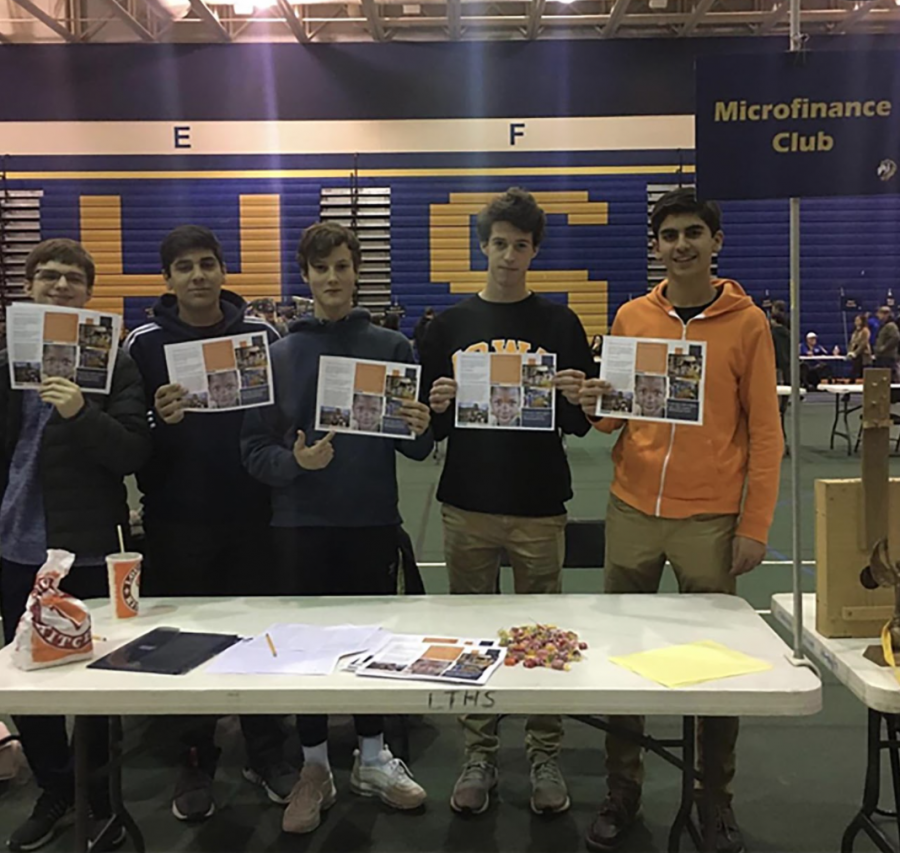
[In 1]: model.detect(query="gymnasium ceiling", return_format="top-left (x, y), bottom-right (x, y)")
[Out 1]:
top-left (0, 0), bottom-right (896, 46)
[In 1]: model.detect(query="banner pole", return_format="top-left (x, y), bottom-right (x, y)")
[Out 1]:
top-left (789, 0), bottom-right (804, 659)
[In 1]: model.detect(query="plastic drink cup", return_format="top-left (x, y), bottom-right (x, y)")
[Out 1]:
top-left (106, 552), bottom-right (141, 618)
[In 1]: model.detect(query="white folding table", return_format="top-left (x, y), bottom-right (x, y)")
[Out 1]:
top-left (0, 593), bottom-right (821, 853)
top-left (824, 384), bottom-right (900, 455)
top-left (772, 592), bottom-right (900, 853)
top-left (777, 385), bottom-right (806, 455)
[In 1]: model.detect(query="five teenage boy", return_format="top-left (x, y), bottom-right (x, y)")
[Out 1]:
top-left (0, 187), bottom-right (778, 853)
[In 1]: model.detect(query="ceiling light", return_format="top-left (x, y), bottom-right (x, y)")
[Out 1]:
top-left (154, 0), bottom-right (191, 17)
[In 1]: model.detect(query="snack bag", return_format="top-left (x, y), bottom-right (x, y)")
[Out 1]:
top-left (12, 550), bottom-right (93, 671)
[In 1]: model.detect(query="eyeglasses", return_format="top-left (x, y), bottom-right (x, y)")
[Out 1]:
top-left (34, 269), bottom-right (89, 287)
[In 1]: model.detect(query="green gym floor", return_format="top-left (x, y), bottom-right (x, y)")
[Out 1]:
top-left (1, 395), bottom-right (898, 853)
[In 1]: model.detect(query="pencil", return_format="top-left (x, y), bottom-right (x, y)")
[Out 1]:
top-left (266, 633), bottom-right (278, 657)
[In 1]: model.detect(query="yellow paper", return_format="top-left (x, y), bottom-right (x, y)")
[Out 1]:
top-left (609, 640), bottom-right (773, 688)
top-left (881, 622), bottom-right (900, 685)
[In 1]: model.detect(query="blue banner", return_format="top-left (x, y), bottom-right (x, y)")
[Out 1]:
top-left (696, 51), bottom-right (900, 200)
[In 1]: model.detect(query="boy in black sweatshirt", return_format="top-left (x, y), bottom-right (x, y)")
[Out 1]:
top-left (124, 225), bottom-right (293, 823)
top-left (420, 188), bottom-right (594, 818)
top-left (242, 222), bottom-right (432, 835)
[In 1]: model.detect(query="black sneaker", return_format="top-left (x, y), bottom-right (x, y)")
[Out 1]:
top-left (172, 746), bottom-right (218, 822)
top-left (87, 817), bottom-right (126, 852)
top-left (585, 792), bottom-right (640, 852)
top-left (242, 760), bottom-right (299, 805)
top-left (698, 801), bottom-right (746, 853)
top-left (7, 791), bottom-right (73, 851)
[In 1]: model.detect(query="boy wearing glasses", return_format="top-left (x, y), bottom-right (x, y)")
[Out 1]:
top-left (0, 239), bottom-right (151, 851)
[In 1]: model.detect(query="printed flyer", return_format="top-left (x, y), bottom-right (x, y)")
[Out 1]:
top-left (164, 333), bottom-right (274, 412)
top-left (597, 336), bottom-right (706, 425)
top-left (456, 351), bottom-right (557, 431)
top-left (7, 303), bottom-right (122, 394)
top-left (315, 355), bottom-right (421, 440)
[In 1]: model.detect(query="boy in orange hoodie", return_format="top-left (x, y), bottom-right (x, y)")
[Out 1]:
top-left (580, 189), bottom-right (782, 853)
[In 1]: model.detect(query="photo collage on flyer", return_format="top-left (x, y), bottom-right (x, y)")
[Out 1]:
top-left (456, 351), bottom-right (557, 431)
top-left (8, 303), bottom-right (121, 394)
top-left (355, 635), bottom-right (507, 686)
top-left (598, 336), bottom-right (706, 425)
top-left (164, 333), bottom-right (274, 412)
top-left (316, 355), bottom-right (422, 440)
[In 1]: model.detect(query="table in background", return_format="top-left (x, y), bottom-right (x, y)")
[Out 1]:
top-left (824, 384), bottom-right (900, 455)
top-left (800, 354), bottom-right (852, 383)
top-left (772, 593), bottom-right (900, 853)
top-left (0, 594), bottom-right (821, 853)
top-left (777, 385), bottom-right (806, 455)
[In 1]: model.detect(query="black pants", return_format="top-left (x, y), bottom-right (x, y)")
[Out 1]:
top-left (0, 559), bottom-right (111, 810)
top-left (142, 516), bottom-right (276, 598)
top-left (274, 526), bottom-right (399, 747)
top-left (142, 517), bottom-right (286, 767)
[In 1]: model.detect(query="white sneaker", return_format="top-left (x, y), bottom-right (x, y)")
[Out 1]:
top-left (350, 748), bottom-right (427, 810)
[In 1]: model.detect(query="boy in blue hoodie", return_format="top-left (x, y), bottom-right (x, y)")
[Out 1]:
top-left (242, 221), bottom-right (432, 836)
top-left (124, 225), bottom-right (294, 823)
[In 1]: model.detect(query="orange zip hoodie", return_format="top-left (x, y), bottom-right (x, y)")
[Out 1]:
top-left (595, 279), bottom-right (783, 544)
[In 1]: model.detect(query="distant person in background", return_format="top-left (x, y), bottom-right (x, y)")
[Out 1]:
top-left (249, 299), bottom-right (289, 338)
top-left (848, 313), bottom-right (873, 381)
top-left (868, 310), bottom-right (882, 344)
top-left (383, 312), bottom-right (401, 332)
top-left (769, 302), bottom-right (790, 385)
top-left (413, 307), bottom-right (435, 359)
top-left (800, 331), bottom-right (829, 390)
top-left (874, 306), bottom-right (900, 379)
top-left (590, 335), bottom-right (603, 359)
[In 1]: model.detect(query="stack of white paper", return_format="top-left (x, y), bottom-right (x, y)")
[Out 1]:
top-left (205, 623), bottom-right (391, 676)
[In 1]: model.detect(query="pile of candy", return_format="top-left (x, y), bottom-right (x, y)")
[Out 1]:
top-left (498, 624), bottom-right (588, 670)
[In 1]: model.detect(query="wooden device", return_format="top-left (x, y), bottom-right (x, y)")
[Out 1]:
top-left (816, 369), bottom-right (897, 639)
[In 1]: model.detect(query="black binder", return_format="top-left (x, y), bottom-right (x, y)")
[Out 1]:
top-left (87, 627), bottom-right (241, 675)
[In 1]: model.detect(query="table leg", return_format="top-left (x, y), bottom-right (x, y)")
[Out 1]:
top-left (831, 392), bottom-right (841, 450)
top-left (698, 721), bottom-right (716, 853)
top-left (841, 709), bottom-right (899, 853)
top-left (843, 395), bottom-right (853, 456)
top-left (780, 398), bottom-right (790, 456)
top-left (884, 714), bottom-right (900, 835)
top-left (73, 717), bottom-right (90, 853)
top-left (109, 716), bottom-right (146, 853)
top-left (667, 716), bottom-right (712, 853)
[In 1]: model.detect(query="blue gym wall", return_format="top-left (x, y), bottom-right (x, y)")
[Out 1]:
top-left (2, 37), bottom-right (899, 347)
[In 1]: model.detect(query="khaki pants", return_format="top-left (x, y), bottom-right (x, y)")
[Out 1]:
top-left (604, 494), bottom-right (740, 803)
top-left (442, 504), bottom-right (566, 763)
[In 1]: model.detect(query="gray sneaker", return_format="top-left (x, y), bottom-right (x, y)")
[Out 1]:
top-left (530, 758), bottom-right (570, 814)
top-left (450, 760), bottom-right (498, 815)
